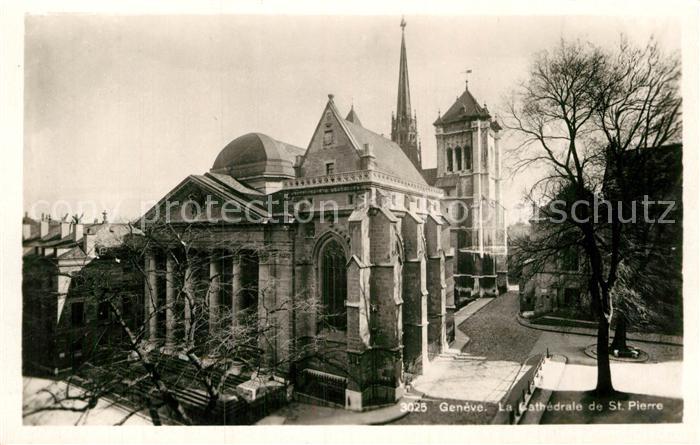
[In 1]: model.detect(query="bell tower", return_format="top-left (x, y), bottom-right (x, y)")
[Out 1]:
top-left (433, 79), bottom-right (508, 302)
top-left (391, 17), bottom-right (422, 170)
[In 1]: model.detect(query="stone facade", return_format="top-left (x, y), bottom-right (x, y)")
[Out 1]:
top-left (429, 86), bottom-right (508, 307)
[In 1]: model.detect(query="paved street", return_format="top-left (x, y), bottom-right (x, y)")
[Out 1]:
top-left (459, 291), bottom-right (543, 362)
top-left (410, 292), bottom-right (542, 403)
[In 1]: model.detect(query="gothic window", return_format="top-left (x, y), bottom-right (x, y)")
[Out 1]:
top-left (446, 147), bottom-right (453, 172)
top-left (326, 162), bottom-right (335, 175)
top-left (320, 239), bottom-right (347, 330)
top-left (455, 146), bottom-right (463, 171)
top-left (465, 141), bottom-right (472, 170)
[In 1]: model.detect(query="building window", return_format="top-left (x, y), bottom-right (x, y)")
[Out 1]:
top-left (323, 130), bottom-right (334, 146)
top-left (465, 141), bottom-right (473, 170)
top-left (320, 239), bottom-right (347, 330)
top-left (325, 162), bottom-right (335, 175)
top-left (97, 301), bottom-right (110, 321)
top-left (455, 146), bottom-right (463, 171)
top-left (446, 147), bottom-right (453, 172)
top-left (564, 288), bottom-right (579, 306)
top-left (348, 194), bottom-right (354, 205)
top-left (562, 248), bottom-right (579, 271)
top-left (71, 302), bottom-right (85, 327)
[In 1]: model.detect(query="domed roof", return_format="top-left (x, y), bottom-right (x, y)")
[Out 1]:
top-left (211, 132), bottom-right (306, 179)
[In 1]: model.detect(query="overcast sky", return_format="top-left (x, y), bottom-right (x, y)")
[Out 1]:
top-left (24, 14), bottom-right (680, 223)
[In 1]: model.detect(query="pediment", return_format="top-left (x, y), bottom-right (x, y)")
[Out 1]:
top-left (138, 174), bottom-right (270, 226)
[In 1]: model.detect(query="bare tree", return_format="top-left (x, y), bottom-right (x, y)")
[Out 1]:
top-left (506, 37), bottom-right (681, 395)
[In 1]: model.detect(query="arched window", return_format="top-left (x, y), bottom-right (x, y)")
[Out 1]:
top-left (465, 141), bottom-right (472, 170)
top-left (320, 239), bottom-right (347, 330)
top-left (455, 146), bottom-right (463, 171)
top-left (446, 147), bottom-right (453, 172)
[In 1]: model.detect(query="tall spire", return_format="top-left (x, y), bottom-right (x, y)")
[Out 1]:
top-left (391, 16), bottom-right (421, 170)
top-left (396, 17), bottom-right (411, 121)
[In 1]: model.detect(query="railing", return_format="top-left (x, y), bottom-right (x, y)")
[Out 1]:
top-left (491, 352), bottom-right (547, 425)
top-left (283, 169), bottom-right (444, 196)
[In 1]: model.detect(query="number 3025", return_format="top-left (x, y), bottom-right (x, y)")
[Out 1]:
top-left (400, 401), bottom-right (427, 413)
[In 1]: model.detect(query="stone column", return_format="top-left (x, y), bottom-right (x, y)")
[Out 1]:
top-left (231, 254), bottom-right (241, 330)
top-left (208, 253), bottom-right (221, 334)
top-left (183, 265), bottom-right (193, 345)
top-left (257, 250), bottom-right (274, 367)
top-left (165, 255), bottom-right (175, 346)
top-left (144, 252), bottom-right (158, 342)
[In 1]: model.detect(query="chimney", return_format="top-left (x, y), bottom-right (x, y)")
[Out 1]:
top-left (83, 232), bottom-right (97, 257)
top-left (73, 223), bottom-right (84, 242)
top-left (40, 219), bottom-right (49, 238)
top-left (102, 210), bottom-right (108, 224)
top-left (360, 143), bottom-right (375, 170)
top-left (60, 221), bottom-right (71, 239)
top-left (294, 155), bottom-right (304, 177)
top-left (23, 224), bottom-right (31, 240)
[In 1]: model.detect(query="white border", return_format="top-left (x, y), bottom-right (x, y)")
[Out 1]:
top-left (2, 1), bottom-right (699, 444)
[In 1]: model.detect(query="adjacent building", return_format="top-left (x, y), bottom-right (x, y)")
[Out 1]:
top-left (22, 214), bottom-right (142, 374)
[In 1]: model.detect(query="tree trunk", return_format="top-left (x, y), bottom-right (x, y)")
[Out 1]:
top-left (595, 314), bottom-right (614, 395)
top-left (588, 274), bottom-right (614, 396)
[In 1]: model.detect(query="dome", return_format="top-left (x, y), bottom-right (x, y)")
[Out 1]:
top-left (210, 132), bottom-right (305, 180)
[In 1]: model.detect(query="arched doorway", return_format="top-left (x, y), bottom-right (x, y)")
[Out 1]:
top-left (319, 239), bottom-right (347, 331)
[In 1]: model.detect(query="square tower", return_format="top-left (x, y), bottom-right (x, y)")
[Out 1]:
top-left (433, 83), bottom-right (508, 304)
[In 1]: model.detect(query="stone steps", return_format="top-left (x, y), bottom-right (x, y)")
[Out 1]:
top-left (435, 351), bottom-right (486, 362)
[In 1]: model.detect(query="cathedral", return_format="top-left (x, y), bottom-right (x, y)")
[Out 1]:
top-left (138, 19), bottom-right (508, 411)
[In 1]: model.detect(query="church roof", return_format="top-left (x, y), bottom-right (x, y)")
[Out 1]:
top-left (434, 86), bottom-right (491, 125)
top-left (421, 167), bottom-right (437, 186)
top-left (205, 172), bottom-right (264, 197)
top-left (345, 106), bottom-right (363, 127)
top-left (210, 132), bottom-right (305, 180)
top-left (342, 117), bottom-right (428, 186)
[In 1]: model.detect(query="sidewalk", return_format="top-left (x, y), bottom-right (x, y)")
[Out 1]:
top-left (451, 297), bottom-right (495, 351)
top-left (256, 395), bottom-right (416, 425)
top-left (517, 314), bottom-right (683, 346)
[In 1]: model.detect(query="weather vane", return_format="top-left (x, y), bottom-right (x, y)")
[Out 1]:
top-left (400, 16), bottom-right (406, 31)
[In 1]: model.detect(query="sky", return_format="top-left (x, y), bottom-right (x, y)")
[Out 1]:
top-left (23, 14), bottom-right (680, 223)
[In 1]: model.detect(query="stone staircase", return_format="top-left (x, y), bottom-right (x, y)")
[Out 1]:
top-left (435, 347), bottom-right (486, 363)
